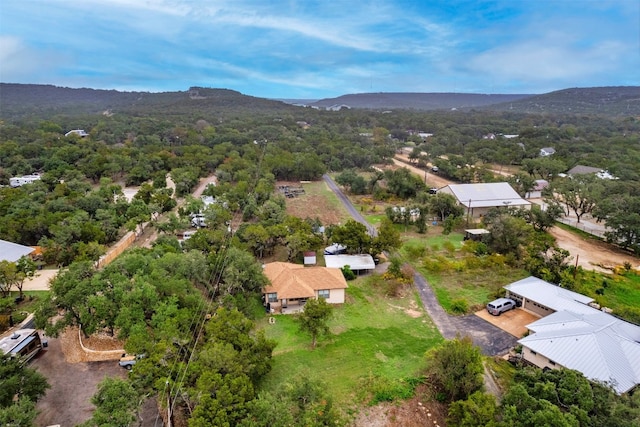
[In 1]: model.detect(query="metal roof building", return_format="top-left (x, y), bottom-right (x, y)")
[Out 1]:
top-left (506, 276), bottom-right (640, 394)
top-left (0, 239), bottom-right (35, 262)
top-left (324, 254), bottom-right (376, 271)
top-left (439, 182), bottom-right (530, 218)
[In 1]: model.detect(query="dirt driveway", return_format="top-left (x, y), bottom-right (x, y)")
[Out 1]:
top-left (33, 335), bottom-right (127, 426)
top-left (475, 308), bottom-right (540, 337)
top-left (548, 225), bottom-right (640, 273)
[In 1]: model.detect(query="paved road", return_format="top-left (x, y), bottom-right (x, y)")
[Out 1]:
top-left (323, 174), bottom-right (377, 237)
top-left (324, 174), bottom-right (517, 356)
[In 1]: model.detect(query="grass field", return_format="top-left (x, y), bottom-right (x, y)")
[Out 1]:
top-left (257, 274), bottom-right (443, 411)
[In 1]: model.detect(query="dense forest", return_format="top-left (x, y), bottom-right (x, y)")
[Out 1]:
top-left (1, 84), bottom-right (639, 425)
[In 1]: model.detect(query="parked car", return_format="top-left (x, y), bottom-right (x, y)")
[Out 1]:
top-left (118, 353), bottom-right (145, 370)
top-left (486, 298), bottom-right (516, 316)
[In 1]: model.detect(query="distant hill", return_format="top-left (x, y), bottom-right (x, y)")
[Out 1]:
top-left (310, 87), bottom-right (640, 116)
top-left (0, 84), bottom-right (295, 120)
top-left (309, 92), bottom-right (532, 111)
top-left (482, 86), bottom-right (640, 116)
top-left (2, 83), bottom-right (639, 119)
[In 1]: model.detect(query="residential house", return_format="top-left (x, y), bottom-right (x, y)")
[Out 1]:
top-left (262, 262), bottom-right (348, 313)
top-left (438, 182), bottom-right (531, 219)
top-left (566, 165), bottom-right (603, 176)
top-left (64, 129), bottom-right (88, 137)
top-left (566, 165), bottom-right (618, 180)
top-left (0, 239), bottom-right (35, 263)
top-left (539, 147), bottom-right (556, 157)
top-left (525, 179), bottom-right (549, 199)
top-left (9, 174), bottom-right (41, 187)
top-left (504, 276), bottom-right (640, 394)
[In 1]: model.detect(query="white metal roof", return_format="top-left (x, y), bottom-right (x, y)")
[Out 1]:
top-left (505, 276), bottom-right (594, 313)
top-left (508, 276), bottom-right (640, 393)
top-left (444, 182), bottom-right (530, 208)
top-left (519, 310), bottom-right (640, 394)
top-left (324, 254), bottom-right (375, 271)
top-left (0, 239), bottom-right (35, 262)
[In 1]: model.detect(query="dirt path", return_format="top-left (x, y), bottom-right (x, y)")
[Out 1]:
top-left (391, 155), bottom-right (455, 189)
top-left (548, 225), bottom-right (640, 273)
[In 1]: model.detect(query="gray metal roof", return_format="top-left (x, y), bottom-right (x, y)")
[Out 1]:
top-left (519, 310), bottom-right (640, 394)
top-left (445, 182), bottom-right (530, 208)
top-left (509, 276), bottom-right (640, 393)
top-left (567, 165), bottom-right (602, 175)
top-left (324, 254), bottom-right (375, 271)
top-left (505, 276), bottom-right (594, 313)
top-left (0, 239), bottom-right (35, 262)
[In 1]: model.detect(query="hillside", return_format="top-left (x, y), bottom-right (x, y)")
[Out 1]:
top-left (2, 83), bottom-right (640, 119)
top-left (484, 86), bottom-right (640, 116)
top-left (309, 87), bottom-right (640, 116)
top-left (0, 84), bottom-right (296, 120)
top-left (309, 92), bottom-right (532, 111)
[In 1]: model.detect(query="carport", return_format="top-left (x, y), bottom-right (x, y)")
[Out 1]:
top-left (475, 308), bottom-right (540, 337)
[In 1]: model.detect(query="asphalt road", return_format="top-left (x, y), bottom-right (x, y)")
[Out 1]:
top-left (324, 174), bottom-right (517, 356)
top-left (323, 174), bottom-right (377, 236)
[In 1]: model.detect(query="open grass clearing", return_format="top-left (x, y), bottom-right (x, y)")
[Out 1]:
top-left (282, 180), bottom-right (351, 225)
top-left (398, 233), bottom-right (529, 313)
top-left (257, 274), bottom-right (443, 412)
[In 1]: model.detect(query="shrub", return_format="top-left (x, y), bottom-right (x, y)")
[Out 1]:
top-left (341, 265), bottom-right (356, 280)
top-left (451, 299), bottom-right (469, 314)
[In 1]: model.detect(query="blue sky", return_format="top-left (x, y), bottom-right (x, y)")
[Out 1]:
top-left (1, 0), bottom-right (638, 99)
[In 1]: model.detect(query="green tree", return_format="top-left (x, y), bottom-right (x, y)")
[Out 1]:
top-left (297, 298), bottom-right (333, 349)
top-left (81, 377), bottom-right (139, 427)
top-left (0, 353), bottom-right (49, 418)
top-left (551, 174), bottom-right (604, 223)
top-left (447, 391), bottom-right (499, 427)
top-left (428, 193), bottom-right (464, 222)
top-left (0, 260), bottom-right (20, 298)
top-left (329, 220), bottom-right (371, 254)
top-left (424, 335), bottom-right (484, 402)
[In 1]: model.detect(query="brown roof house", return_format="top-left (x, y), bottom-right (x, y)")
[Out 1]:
top-left (262, 262), bottom-right (348, 314)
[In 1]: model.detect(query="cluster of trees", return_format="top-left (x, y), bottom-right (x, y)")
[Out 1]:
top-left (426, 337), bottom-right (640, 427)
top-left (0, 353), bottom-right (49, 426)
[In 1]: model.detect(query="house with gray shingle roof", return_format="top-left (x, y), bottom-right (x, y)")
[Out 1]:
top-left (505, 276), bottom-right (640, 394)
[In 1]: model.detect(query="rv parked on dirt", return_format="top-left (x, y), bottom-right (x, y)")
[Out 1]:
top-left (0, 328), bottom-right (48, 362)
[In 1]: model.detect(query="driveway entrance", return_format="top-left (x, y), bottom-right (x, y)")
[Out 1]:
top-left (475, 308), bottom-right (540, 337)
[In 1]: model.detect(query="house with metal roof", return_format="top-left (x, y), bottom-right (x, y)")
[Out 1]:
top-left (262, 262), bottom-right (348, 314)
top-left (0, 239), bottom-right (35, 262)
top-left (438, 182), bottom-right (531, 218)
top-left (505, 276), bottom-right (640, 394)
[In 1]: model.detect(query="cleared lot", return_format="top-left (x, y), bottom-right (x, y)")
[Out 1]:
top-left (32, 335), bottom-right (127, 426)
top-left (475, 307), bottom-right (540, 337)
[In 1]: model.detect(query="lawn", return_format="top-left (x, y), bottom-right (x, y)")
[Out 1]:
top-left (283, 180), bottom-right (351, 225)
top-left (257, 274), bottom-right (443, 411)
top-left (398, 231), bottom-right (530, 313)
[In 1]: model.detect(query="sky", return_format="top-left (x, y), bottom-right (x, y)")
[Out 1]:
top-left (0, 0), bottom-right (638, 99)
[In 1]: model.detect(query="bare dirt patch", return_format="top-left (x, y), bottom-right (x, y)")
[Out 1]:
top-left (60, 326), bottom-right (124, 363)
top-left (352, 384), bottom-right (448, 427)
top-left (549, 225), bottom-right (640, 273)
top-left (33, 335), bottom-right (127, 427)
top-left (281, 180), bottom-right (349, 225)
